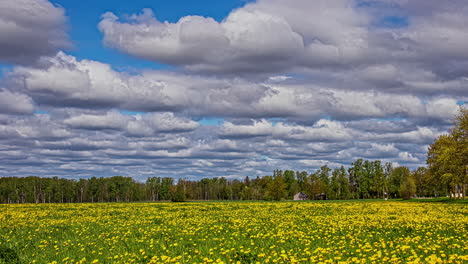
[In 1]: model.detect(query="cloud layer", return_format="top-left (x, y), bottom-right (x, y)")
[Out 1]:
top-left (0, 0), bottom-right (69, 64)
top-left (98, 0), bottom-right (369, 73)
top-left (0, 0), bottom-right (466, 179)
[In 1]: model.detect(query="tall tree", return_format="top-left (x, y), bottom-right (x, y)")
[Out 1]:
top-left (348, 159), bottom-right (365, 199)
top-left (427, 108), bottom-right (467, 199)
top-left (400, 172), bottom-right (416, 200)
top-left (266, 175), bottom-right (287, 201)
top-left (283, 170), bottom-right (296, 199)
top-left (372, 161), bottom-right (386, 198)
top-left (412, 167), bottom-right (430, 197)
top-left (335, 166), bottom-right (350, 199)
top-left (389, 167), bottom-right (410, 198)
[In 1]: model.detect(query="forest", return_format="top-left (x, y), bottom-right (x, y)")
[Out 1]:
top-left (0, 109), bottom-right (466, 203)
top-left (0, 160), bottom-right (455, 203)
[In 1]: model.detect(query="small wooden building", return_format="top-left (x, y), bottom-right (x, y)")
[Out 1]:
top-left (294, 192), bottom-right (308, 200)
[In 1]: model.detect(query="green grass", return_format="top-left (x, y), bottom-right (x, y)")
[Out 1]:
top-left (0, 201), bottom-right (467, 263)
top-left (407, 197), bottom-right (468, 204)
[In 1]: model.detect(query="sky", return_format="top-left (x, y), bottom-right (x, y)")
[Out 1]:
top-left (0, 0), bottom-right (467, 180)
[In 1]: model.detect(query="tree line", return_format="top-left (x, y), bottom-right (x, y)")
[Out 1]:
top-left (0, 108), bottom-right (465, 203)
top-left (0, 161), bottom-right (445, 203)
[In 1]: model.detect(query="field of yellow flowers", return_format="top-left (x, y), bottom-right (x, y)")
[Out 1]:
top-left (0, 201), bottom-right (467, 264)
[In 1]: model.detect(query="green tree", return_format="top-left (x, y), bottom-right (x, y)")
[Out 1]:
top-left (427, 108), bottom-right (467, 199)
top-left (400, 173), bottom-right (416, 200)
top-left (348, 159), bottom-right (364, 199)
top-left (336, 166), bottom-right (350, 199)
top-left (412, 167), bottom-right (431, 197)
top-left (146, 177), bottom-right (161, 201)
top-left (295, 171), bottom-right (308, 191)
top-left (284, 170), bottom-right (296, 199)
top-left (389, 166), bottom-right (410, 198)
top-left (305, 172), bottom-right (326, 199)
top-left (372, 161), bottom-right (386, 198)
top-left (383, 162), bottom-right (393, 197)
top-left (170, 183), bottom-right (186, 202)
top-left (266, 175), bottom-right (287, 201)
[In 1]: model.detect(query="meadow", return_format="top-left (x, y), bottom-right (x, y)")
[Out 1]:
top-left (0, 201), bottom-right (467, 264)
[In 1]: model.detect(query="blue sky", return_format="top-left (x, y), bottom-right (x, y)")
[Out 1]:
top-left (0, 0), bottom-right (466, 179)
top-left (53, 0), bottom-right (253, 71)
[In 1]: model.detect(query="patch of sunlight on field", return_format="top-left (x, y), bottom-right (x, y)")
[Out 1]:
top-left (0, 201), bottom-right (467, 263)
